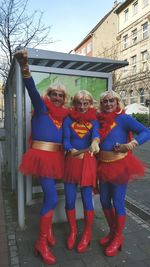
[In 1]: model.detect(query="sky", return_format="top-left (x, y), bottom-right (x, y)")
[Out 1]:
top-left (27, 0), bottom-right (119, 53)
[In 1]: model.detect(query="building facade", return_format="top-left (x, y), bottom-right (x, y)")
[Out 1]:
top-left (72, 0), bottom-right (150, 107)
top-left (72, 35), bottom-right (93, 56)
top-left (115, 0), bottom-right (150, 106)
top-left (72, 2), bottom-right (120, 58)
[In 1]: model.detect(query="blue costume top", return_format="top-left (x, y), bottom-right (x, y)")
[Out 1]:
top-left (19, 77), bottom-right (68, 179)
top-left (63, 114), bottom-right (100, 187)
top-left (63, 116), bottom-right (100, 151)
top-left (24, 77), bottom-right (63, 143)
top-left (97, 113), bottom-right (150, 184)
top-left (100, 114), bottom-right (150, 151)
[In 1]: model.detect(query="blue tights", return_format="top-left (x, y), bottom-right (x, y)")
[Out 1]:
top-left (99, 182), bottom-right (127, 215)
top-left (64, 182), bottom-right (94, 211)
top-left (39, 177), bottom-right (58, 216)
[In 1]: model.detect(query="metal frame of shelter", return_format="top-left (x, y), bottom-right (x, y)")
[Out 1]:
top-left (5, 48), bottom-right (128, 229)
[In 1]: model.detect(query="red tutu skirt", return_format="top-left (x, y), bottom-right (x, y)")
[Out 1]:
top-left (19, 148), bottom-right (64, 179)
top-left (97, 152), bottom-right (146, 184)
top-left (64, 152), bottom-right (97, 187)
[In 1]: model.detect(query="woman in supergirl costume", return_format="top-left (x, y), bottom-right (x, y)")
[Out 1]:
top-left (96, 90), bottom-right (150, 257)
top-left (63, 90), bottom-right (100, 253)
top-left (15, 50), bottom-right (69, 265)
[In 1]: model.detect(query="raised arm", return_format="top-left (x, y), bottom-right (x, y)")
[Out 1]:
top-left (14, 50), bottom-right (46, 115)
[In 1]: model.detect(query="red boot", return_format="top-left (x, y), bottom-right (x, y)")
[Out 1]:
top-left (100, 208), bottom-right (116, 245)
top-left (77, 210), bottom-right (94, 253)
top-left (47, 210), bottom-right (56, 247)
top-left (66, 209), bottom-right (77, 249)
top-left (35, 213), bottom-right (56, 265)
top-left (105, 215), bottom-right (126, 257)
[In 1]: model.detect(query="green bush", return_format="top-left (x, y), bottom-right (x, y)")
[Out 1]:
top-left (132, 113), bottom-right (150, 127)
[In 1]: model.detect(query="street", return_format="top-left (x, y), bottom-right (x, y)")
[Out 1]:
top-left (126, 141), bottom-right (150, 226)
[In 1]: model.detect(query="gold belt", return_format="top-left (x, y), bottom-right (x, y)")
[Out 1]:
top-left (32, 141), bottom-right (63, 152)
top-left (98, 151), bottom-right (128, 163)
top-left (66, 151), bottom-right (84, 159)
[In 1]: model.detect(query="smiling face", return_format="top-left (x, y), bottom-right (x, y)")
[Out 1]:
top-left (49, 90), bottom-right (65, 107)
top-left (44, 82), bottom-right (67, 107)
top-left (99, 90), bottom-right (123, 114)
top-left (101, 96), bottom-right (118, 113)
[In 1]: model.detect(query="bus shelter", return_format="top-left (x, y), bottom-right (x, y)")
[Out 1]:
top-left (5, 48), bottom-right (128, 229)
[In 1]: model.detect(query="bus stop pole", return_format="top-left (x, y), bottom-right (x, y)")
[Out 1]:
top-left (108, 73), bottom-right (112, 91)
top-left (16, 61), bottom-right (25, 229)
top-left (9, 81), bottom-right (16, 191)
top-left (25, 90), bottom-right (32, 205)
top-left (6, 84), bottom-right (11, 172)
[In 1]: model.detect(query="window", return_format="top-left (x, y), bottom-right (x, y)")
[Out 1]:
top-left (141, 50), bottom-right (148, 71)
top-left (132, 29), bottom-right (137, 44)
top-left (143, 0), bottom-right (149, 7)
top-left (81, 47), bottom-right (86, 55)
top-left (139, 88), bottom-right (145, 104)
top-left (87, 42), bottom-right (92, 54)
top-left (124, 9), bottom-right (129, 21)
top-left (120, 89), bottom-right (127, 105)
top-left (141, 50), bottom-right (148, 61)
top-left (133, 1), bottom-right (138, 15)
top-left (130, 90), bottom-right (135, 104)
top-left (123, 35), bottom-right (128, 49)
top-left (142, 21), bottom-right (148, 39)
top-left (131, 55), bottom-right (137, 74)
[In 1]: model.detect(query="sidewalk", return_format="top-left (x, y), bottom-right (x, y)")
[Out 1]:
top-left (1, 139), bottom-right (150, 267)
top-left (0, 141), bottom-right (9, 267)
top-left (5, 194), bottom-right (150, 267)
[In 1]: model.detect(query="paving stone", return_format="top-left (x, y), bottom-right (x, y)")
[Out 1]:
top-left (59, 259), bottom-right (85, 267)
top-left (82, 254), bottom-right (110, 267)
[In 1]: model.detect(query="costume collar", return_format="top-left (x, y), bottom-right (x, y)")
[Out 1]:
top-left (70, 108), bottom-right (97, 123)
top-left (43, 97), bottom-right (69, 122)
top-left (97, 108), bottom-right (124, 141)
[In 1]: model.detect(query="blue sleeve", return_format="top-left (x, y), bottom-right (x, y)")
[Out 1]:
top-left (63, 117), bottom-right (74, 151)
top-left (23, 77), bottom-right (47, 115)
top-left (91, 120), bottom-right (100, 140)
top-left (123, 114), bottom-right (150, 145)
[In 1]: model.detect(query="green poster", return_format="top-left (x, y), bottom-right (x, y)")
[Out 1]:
top-left (32, 71), bottom-right (107, 106)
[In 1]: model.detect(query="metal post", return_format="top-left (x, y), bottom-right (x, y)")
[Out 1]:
top-left (3, 87), bottom-right (9, 166)
top-left (6, 84), bottom-right (11, 172)
top-left (25, 90), bottom-right (32, 205)
top-left (148, 95), bottom-right (150, 127)
top-left (145, 99), bottom-right (150, 127)
top-left (10, 82), bottom-right (16, 191)
top-left (16, 61), bottom-right (25, 229)
top-left (108, 73), bottom-right (112, 91)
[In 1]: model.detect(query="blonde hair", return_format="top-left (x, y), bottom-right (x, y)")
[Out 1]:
top-left (43, 82), bottom-right (68, 104)
top-left (99, 90), bottom-right (124, 111)
top-left (72, 90), bottom-right (93, 107)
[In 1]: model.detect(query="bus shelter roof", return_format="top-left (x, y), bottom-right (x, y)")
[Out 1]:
top-left (27, 48), bottom-right (128, 73)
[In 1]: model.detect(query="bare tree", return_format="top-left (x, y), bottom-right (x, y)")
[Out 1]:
top-left (0, 0), bottom-right (54, 82)
top-left (97, 43), bottom-right (125, 91)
